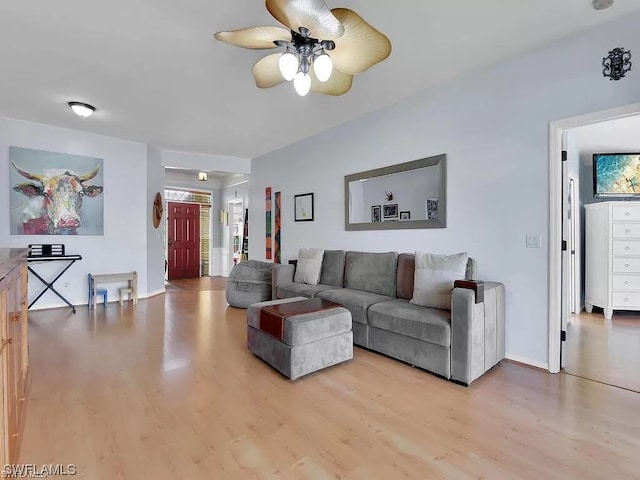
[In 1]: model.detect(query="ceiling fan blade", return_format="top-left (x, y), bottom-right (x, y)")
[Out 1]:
top-left (266, 0), bottom-right (344, 40)
top-left (329, 8), bottom-right (391, 75)
top-left (311, 67), bottom-right (353, 96)
top-left (214, 26), bottom-right (291, 49)
top-left (252, 54), bottom-right (286, 88)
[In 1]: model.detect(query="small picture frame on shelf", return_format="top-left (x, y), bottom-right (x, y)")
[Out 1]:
top-left (383, 204), bottom-right (398, 220)
top-left (294, 193), bottom-right (314, 222)
top-left (399, 211), bottom-right (410, 221)
top-left (371, 205), bottom-right (381, 223)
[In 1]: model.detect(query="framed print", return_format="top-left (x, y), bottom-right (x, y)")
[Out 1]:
top-left (371, 205), bottom-right (381, 223)
top-left (426, 198), bottom-right (439, 220)
top-left (383, 204), bottom-right (398, 219)
top-left (399, 211), bottom-right (410, 220)
top-left (10, 146), bottom-right (104, 235)
top-left (294, 193), bottom-right (314, 221)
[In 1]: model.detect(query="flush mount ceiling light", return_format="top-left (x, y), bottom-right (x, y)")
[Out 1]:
top-left (68, 102), bottom-right (96, 118)
top-left (214, 0), bottom-right (391, 97)
top-left (198, 172), bottom-right (208, 181)
top-left (592, 0), bottom-right (614, 10)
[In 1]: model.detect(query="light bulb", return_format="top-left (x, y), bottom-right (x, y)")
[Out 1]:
top-left (314, 53), bottom-right (333, 82)
top-left (293, 72), bottom-right (311, 96)
top-left (279, 52), bottom-right (299, 81)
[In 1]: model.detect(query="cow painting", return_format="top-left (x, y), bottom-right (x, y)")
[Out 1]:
top-left (11, 163), bottom-right (104, 235)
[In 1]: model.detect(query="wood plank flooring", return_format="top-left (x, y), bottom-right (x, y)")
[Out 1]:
top-left (20, 290), bottom-right (640, 479)
top-left (565, 311), bottom-right (640, 392)
top-left (166, 275), bottom-right (228, 291)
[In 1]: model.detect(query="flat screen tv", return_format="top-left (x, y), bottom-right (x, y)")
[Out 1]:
top-left (593, 153), bottom-right (640, 198)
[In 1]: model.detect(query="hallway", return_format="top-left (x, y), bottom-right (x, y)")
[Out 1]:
top-left (565, 311), bottom-right (640, 392)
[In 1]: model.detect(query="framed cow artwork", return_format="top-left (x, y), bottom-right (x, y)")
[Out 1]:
top-left (9, 146), bottom-right (104, 236)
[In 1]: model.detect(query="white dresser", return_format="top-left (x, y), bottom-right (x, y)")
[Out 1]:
top-left (585, 201), bottom-right (640, 319)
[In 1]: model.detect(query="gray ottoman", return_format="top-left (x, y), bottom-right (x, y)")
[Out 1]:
top-left (247, 297), bottom-right (353, 380)
top-left (226, 260), bottom-right (274, 308)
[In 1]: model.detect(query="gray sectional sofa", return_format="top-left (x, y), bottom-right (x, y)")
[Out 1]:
top-left (272, 250), bottom-right (505, 386)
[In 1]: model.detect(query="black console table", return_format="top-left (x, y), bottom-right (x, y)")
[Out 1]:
top-left (27, 244), bottom-right (82, 313)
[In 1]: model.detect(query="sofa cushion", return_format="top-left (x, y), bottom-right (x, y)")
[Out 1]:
top-left (277, 282), bottom-right (341, 299)
top-left (369, 299), bottom-right (451, 347)
top-left (396, 254), bottom-right (415, 300)
top-left (317, 288), bottom-right (395, 325)
top-left (344, 251), bottom-right (398, 298)
top-left (319, 250), bottom-right (346, 287)
top-left (411, 252), bottom-right (468, 311)
top-left (294, 248), bottom-right (324, 285)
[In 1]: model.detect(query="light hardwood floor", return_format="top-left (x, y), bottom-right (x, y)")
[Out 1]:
top-left (20, 290), bottom-right (640, 479)
top-left (565, 311), bottom-right (640, 392)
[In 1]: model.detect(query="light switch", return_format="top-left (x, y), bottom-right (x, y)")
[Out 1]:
top-left (526, 234), bottom-right (541, 248)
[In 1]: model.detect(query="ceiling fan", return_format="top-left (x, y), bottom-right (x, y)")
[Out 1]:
top-left (214, 0), bottom-right (391, 97)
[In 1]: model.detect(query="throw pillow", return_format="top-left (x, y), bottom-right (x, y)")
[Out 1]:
top-left (411, 251), bottom-right (468, 311)
top-left (294, 248), bottom-right (325, 285)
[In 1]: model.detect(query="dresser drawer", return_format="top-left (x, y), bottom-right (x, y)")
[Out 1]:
top-left (613, 241), bottom-right (640, 256)
top-left (613, 258), bottom-right (640, 273)
top-left (612, 292), bottom-right (640, 307)
top-left (613, 223), bottom-right (640, 239)
top-left (613, 205), bottom-right (640, 222)
top-left (613, 274), bottom-right (640, 290)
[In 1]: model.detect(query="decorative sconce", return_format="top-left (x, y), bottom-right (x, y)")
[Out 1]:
top-left (385, 190), bottom-right (394, 202)
top-left (219, 209), bottom-right (225, 224)
top-left (198, 172), bottom-right (208, 181)
top-left (603, 47), bottom-right (632, 81)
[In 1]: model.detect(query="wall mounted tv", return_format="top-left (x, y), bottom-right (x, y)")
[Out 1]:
top-left (593, 153), bottom-right (640, 198)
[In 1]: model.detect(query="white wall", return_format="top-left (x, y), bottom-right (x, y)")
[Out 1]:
top-left (0, 116), bottom-right (149, 308)
top-left (249, 13), bottom-right (640, 368)
top-left (146, 146), bottom-right (166, 296)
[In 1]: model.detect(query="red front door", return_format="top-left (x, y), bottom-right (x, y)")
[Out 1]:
top-left (168, 202), bottom-right (201, 280)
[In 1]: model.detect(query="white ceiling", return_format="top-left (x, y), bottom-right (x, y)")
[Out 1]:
top-left (0, 1), bottom-right (639, 160)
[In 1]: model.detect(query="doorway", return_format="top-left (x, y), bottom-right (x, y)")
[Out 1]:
top-left (228, 200), bottom-right (244, 273)
top-left (550, 103), bottom-right (640, 391)
top-left (167, 201), bottom-right (201, 280)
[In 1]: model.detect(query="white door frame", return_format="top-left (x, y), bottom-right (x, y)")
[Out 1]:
top-left (548, 102), bottom-right (640, 373)
top-left (568, 171), bottom-right (580, 315)
top-left (227, 199), bottom-right (244, 273)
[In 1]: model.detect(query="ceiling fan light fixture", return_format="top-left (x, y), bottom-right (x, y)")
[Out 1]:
top-left (279, 51), bottom-right (299, 81)
top-left (592, 0), bottom-right (614, 10)
top-left (314, 52), bottom-right (333, 82)
top-left (68, 101), bottom-right (95, 118)
top-left (293, 72), bottom-right (311, 96)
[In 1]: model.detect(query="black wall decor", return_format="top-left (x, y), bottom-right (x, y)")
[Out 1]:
top-left (602, 47), bottom-right (632, 81)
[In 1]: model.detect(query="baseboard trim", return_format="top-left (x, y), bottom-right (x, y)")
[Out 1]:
top-left (140, 288), bottom-right (165, 299)
top-left (505, 353), bottom-right (549, 372)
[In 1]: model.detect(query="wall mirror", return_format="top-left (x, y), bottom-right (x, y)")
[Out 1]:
top-left (345, 154), bottom-right (446, 231)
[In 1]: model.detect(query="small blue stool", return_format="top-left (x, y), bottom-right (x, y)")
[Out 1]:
top-left (88, 274), bottom-right (108, 308)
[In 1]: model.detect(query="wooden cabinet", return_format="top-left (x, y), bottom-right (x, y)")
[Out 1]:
top-left (586, 202), bottom-right (640, 319)
top-left (0, 250), bottom-right (29, 465)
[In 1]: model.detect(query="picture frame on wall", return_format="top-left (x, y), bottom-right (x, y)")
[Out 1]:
top-left (399, 211), bottom-right (410, 221)
top-left (383, 204), bottom-right (398, 219)
top-left (294, 192), bottom-right (314, 221)
top-left (371, 205), bottom-right (381, 223)
top-left (426, 198), bottom-right (438, 220)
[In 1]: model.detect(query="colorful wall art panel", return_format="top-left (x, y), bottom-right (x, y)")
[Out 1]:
top-left (274, 191), bottom-right (281, 264)
top-left (265, 186), bottom-right (272, 259)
